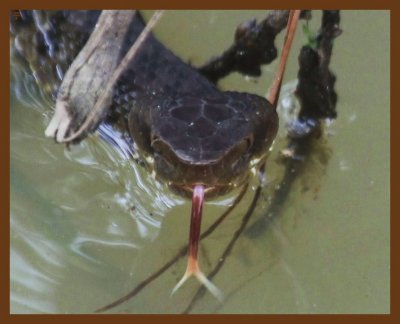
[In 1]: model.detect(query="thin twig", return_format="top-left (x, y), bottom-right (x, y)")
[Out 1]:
top-left (267, 10), bottom-right (300, 108)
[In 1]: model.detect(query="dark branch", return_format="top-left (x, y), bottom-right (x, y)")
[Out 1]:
top-left (246, 10), bottom-right (342, 238)
top-left (197, 10), bottom-right (311, 83)
top-left (296, 10), bottom-right (342, 121)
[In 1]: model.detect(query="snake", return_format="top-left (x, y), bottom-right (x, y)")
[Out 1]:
top-left (11, 10), bottom-right (278, 198)
top-left (10, 10), bottom-right (297, 301)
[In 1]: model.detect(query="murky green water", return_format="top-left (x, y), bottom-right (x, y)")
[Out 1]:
top-left (10, 10), bottom-right (390, 314)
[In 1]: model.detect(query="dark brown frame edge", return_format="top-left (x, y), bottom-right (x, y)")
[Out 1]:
top-left (1, 1), bottom-right (397, 323)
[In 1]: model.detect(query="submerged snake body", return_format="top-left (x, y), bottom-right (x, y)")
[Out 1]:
top-left (11, 10), bottom-right (278, 197)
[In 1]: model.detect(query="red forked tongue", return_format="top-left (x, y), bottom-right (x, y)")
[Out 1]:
top-left (171, 185), bottom-right (223, 301)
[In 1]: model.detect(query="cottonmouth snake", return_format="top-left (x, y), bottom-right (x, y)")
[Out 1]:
top-left (10, 10), bottom-right (278, 198)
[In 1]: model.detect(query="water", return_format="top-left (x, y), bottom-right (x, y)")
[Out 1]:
top-left (10, 10), bottom-right (390, 314)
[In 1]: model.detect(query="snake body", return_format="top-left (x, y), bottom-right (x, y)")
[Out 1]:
top-left (11, 10), bottom-right (278, 198)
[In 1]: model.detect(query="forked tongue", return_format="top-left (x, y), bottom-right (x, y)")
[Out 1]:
top-left (171, 185), bottom-right (223, 302)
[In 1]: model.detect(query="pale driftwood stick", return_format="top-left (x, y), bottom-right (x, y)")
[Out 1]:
top-left (45, 10), bottom-right (137, 142)
top-left (61, 10), bottom-right (164, 142)
top-left (46, 10), bottom-right (164, 143)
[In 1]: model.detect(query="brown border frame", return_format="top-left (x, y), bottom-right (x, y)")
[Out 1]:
top-left (2, 1), bottom-right (398, 323)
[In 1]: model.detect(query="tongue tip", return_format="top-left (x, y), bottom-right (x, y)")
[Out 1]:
top-left (170, 267), bottom-right (224, 303)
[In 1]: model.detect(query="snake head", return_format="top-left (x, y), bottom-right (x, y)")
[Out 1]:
top-left (129, 92), bottom-right (278, 198)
